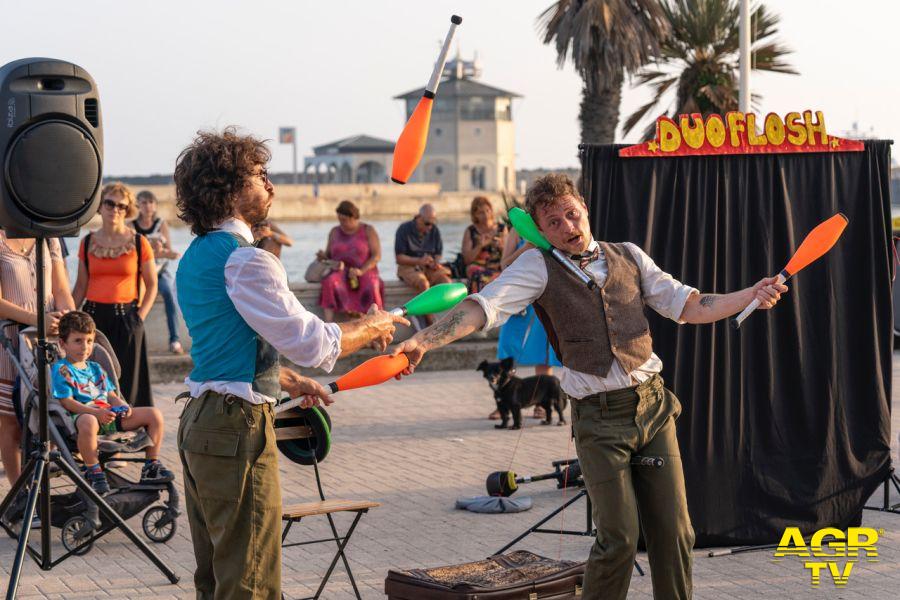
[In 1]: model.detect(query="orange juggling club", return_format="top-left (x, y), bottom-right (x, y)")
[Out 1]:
top-left (327, 353), bottom-right (411, 393)
top-left (391, 15), bottom-right (462, 184)
top-left (732, 212), bottom-right (849, 329)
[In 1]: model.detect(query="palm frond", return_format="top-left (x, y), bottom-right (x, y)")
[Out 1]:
top-left (625, 0), bottom-right (797, 136)
top-left (623, 76), bottom-right (678, 135)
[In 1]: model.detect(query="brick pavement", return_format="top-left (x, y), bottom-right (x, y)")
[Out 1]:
top-left (1, 362), bottom-right (898, 599)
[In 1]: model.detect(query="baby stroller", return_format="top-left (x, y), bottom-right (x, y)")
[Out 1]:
top-left (0, 320), bottom-right (180, 556)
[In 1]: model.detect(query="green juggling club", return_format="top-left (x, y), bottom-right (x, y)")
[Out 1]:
top-left (508, 207), bottom-right (597, 290)
top-left (389, 282), bottom-right (468, 317)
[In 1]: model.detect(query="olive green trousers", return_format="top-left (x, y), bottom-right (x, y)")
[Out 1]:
top-left (177, 392), bottom-right (282, 600)
top-left (572, 375), bottom-right (694, 600)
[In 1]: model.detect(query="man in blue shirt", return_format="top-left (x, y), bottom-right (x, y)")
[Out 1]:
top-left (395, 203), bottom-right (452, 325)
top-left (174, 128), bottom-right (407, 600)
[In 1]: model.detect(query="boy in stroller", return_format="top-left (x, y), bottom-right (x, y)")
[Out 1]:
top-left (51, 311), bottom-right (173, 495)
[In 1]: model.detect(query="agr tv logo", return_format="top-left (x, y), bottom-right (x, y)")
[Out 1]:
top-left (773, 527), bottom-right (881, 587)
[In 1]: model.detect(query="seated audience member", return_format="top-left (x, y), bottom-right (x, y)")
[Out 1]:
top-left (395, 203), bottom-right (451, 325)
top-left (51, 311), bottom-right (173, 495)
top-left (318, 200), bottom-right (385, 322)
top-left (461, 196), bottom-right (506, 293)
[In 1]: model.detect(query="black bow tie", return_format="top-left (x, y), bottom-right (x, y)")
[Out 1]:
top-left (571, 247), bottom-right (601, 270)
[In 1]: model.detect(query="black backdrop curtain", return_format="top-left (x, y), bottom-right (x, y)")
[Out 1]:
top-left (581, 141), bottom-right (893, 546)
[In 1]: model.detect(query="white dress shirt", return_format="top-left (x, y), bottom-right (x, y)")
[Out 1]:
top-left (185, 219), bottom-right (342, 404)
top-left (469, 240), bottom-right (698, 399)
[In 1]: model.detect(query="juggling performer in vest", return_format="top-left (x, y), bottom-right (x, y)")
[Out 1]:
top-left (174, 128), bottom-right (408, 600)
top-left (393, 173), bottom-right (787, 600)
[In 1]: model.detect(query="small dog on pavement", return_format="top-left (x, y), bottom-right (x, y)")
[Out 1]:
top-left (476, 358), bottom-right (567, 430)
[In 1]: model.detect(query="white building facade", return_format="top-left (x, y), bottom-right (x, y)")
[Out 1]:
top-left (394, 58), bottom-right (519, 192)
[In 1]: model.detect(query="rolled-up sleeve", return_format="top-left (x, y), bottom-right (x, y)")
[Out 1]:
top-left (469, 249), bottom-right (548, 330)
top-left (225, 247), bottom-right (342, 372)
top-left (624, 243), bottom-right (698, 323)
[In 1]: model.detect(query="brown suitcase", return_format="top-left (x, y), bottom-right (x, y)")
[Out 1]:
top-left (384, 550), bottom-right (585, 599)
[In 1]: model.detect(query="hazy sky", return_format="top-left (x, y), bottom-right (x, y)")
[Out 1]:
top-left (4, 0), bottom-right (898, 176)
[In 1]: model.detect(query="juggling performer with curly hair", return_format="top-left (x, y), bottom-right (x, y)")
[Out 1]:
top-left (173, 127), bottom-right (408, 599)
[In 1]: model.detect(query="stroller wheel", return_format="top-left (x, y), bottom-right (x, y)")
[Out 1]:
top-left (61, 516), bottom-right (94, 555)
top-left (142, 506), bottom-right (176, 543)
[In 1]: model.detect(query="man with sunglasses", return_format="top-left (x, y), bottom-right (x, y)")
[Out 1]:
top-left (173, 128), bottom-right (408, 599)
top-left (395, 203), bottom-right (452, 325)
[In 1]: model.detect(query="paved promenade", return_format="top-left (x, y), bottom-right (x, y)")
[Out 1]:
top-left (1, 361), bottom-right (898, 599)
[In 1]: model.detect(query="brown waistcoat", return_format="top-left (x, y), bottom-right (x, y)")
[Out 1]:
top-left (532, 242), bottom-right (653, 377)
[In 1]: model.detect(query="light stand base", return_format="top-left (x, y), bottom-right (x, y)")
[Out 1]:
top-left (863, 466), bottom-right (900, 515)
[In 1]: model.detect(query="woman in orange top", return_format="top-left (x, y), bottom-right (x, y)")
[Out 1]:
top-left (73, 182), bottom-right (158, 407)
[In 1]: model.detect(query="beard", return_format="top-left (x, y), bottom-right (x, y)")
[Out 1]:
top-left (238, 193), bottom-right (272, 226)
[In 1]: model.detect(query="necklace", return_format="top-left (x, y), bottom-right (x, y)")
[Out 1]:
top-left (90, 229), bottom-right (135, 259)
top-left (5, 239), bottom-right (34, 255)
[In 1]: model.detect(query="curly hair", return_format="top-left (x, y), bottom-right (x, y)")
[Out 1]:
top-left (174, 127), bottom-right (271, 236)
top-left (100, 182), bottom-right (138, 220)
top-left (524, 173), bottom-right (583, 217)
top-left (58, 311), bottom-right (96, 341)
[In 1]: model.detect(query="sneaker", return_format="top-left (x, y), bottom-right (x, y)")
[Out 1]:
top-left (140, 461), bottom-right (175, 484)
top-left (169, 341), bottom-right (184, 355)
top-left (84, 468), bottom-right (110, 496)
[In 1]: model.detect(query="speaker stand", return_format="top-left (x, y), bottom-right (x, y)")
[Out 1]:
top-left (0, 237), bottom-right (178, 599)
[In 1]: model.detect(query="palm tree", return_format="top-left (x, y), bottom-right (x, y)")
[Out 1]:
top-left (623, 0), bottom-right (797, 140)
top-left (539, 0), bottom-right (669, 145)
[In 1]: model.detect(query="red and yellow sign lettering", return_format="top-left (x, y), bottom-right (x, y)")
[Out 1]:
top-left (620, 111), bottom-right (864, 158)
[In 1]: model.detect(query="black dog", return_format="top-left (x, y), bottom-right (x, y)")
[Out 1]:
top-left (476, 358), bottom-right (567, 430)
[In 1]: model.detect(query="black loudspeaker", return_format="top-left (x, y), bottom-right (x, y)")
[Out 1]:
top-left (0, 58), bottom-right (103, 238)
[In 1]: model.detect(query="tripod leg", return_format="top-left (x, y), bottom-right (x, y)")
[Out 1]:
top-left (5, 458), bottom-right (46, 600)
top-left (496, 490), bottom-right (587, 555)
top-left (52, 456), bottom-right (180, 584)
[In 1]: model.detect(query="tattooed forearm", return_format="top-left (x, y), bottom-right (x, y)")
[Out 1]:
top-left (699, 295), bottom-right (716, 308)
top-left (422, 309), bottom-right (466, 348)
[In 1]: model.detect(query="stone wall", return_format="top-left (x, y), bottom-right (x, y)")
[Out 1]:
top-left (143, 279), bottom-right (496, 354)
top-left (113, 183), bottom-right (510, 222)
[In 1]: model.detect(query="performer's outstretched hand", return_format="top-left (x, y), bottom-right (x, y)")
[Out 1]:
top-left (336, 305), bottom-right (409, 357)
top-left (365, 304), bottom-right (410, 352)
top-left (279, 367), bottom-right (333, 407)
top-left (390, 336), bottom-right (427, 378)
top-left (751, 276), bottom-right (789, 310)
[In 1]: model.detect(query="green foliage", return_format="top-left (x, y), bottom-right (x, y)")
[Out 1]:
top-left (538, 0), bottom-right (669, 144)
top-left (623, 0), bottom-right (797, 140)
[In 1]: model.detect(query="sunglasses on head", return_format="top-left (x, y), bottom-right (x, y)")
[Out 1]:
top-left (102, 199), bottom-right (129, 211)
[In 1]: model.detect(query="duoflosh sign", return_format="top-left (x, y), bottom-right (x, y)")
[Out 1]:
top-left (620, 110), bottom-right (865, 158)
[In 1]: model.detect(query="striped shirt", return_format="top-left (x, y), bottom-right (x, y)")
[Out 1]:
top-left (0, 233), bottom-right (63, 390)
